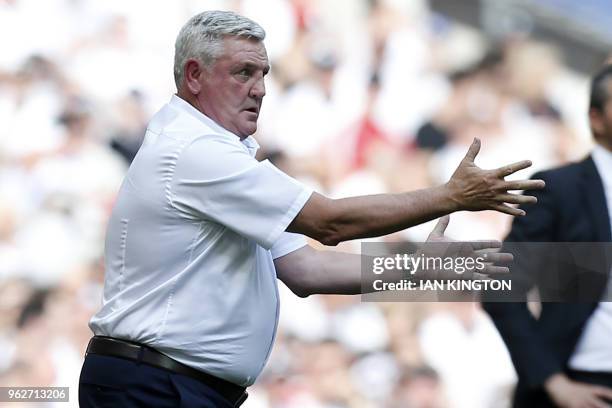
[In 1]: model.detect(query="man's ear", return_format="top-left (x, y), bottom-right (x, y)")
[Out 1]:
top-left (589, 108), bottom-right (605, 138)
top-left (184, 59), bottom-right (203, 94)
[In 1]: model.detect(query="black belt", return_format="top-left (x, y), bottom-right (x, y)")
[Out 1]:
top-left (86, 336), bottom-right (248, 407)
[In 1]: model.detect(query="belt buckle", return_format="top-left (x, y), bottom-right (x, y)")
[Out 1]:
top-left (234, 391), bottom-right (248, 407)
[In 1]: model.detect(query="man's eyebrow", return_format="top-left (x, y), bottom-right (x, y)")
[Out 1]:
top-left (236, 62), bottom-right (271, 73)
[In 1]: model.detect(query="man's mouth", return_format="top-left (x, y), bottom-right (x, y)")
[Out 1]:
top-left (244, 107), bottom-right (259, 114)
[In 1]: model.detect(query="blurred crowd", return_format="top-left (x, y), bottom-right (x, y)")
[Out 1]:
top-left (0, 0), bottom-right (602, 407)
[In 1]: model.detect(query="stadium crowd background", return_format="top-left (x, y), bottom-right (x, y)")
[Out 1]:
top-left (0, 0), bottom-right (609, 406)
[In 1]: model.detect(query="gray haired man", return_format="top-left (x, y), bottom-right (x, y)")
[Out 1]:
top-left (79, 10), bottom-right (544, 407)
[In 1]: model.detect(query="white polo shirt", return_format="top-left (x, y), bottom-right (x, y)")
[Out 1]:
top-left (89, 95), bottom-right (313, 386)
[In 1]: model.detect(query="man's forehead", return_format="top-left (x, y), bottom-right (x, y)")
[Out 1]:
top-left (606, 79), bottom-right (612, 102)
top-left (220, 37), bottom-right (269, 65)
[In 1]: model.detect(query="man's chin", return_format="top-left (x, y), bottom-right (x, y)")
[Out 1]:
top-left (237, 122), bottom-right (257, 138)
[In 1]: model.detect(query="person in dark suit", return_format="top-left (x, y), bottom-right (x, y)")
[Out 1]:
top-left (483, 65), bottom-right (612, 408)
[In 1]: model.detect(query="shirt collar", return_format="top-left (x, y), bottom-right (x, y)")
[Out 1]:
top-left (592, 143), bottom-right (612, 188)
top-left (169, 94), bottom-right (260, 157)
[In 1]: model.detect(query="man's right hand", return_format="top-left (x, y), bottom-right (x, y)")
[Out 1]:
top-left (446, 138), bottom-right (546, 216)
top-left (545, 373), bottom-right (612, 408)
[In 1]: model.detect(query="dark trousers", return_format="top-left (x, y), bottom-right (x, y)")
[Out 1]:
top-left (513, 369), bottom-right (612, 408)
top-left (79, 354), bottom-right (236, 407)
top-left (567, 368), bottom-right (612, 388)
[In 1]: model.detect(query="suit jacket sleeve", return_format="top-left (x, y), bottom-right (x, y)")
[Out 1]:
top-left (482, 171), bottom-right (564, 389)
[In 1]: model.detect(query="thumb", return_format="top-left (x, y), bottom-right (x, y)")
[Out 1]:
top-left (431, 215), bottom-right (450, 237)
top-left (462, 138), bottom-right (481, 163)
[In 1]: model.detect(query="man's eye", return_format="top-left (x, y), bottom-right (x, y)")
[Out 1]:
top-left (237, 69), bottom-right (250, 77)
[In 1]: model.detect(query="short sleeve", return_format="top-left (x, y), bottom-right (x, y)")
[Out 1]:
top-left (170, 135), bottom-right (313, 249)
top-left (270, 232), bottom-right (308, 259)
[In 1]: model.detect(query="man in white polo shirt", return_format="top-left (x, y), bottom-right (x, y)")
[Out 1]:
top-left (79, 10), bottom-right (544, 407)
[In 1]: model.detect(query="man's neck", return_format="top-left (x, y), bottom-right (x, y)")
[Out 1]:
top-left (174, 91), bottom-right (249, 141)
top-left (175, 91), bottom-right (201, 115)
top-left (600, 141), bottom-right (612, 153)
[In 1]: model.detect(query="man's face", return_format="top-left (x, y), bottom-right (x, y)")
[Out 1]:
top-left (195, 37), bottom-right (269, 138)
top-left (590, 79), bottom-right (612, 151)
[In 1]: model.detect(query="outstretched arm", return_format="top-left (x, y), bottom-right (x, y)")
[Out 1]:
top-left (288, 138), bottom-right (545, 246)
top-left (278, 216), bottom-right (510, 297)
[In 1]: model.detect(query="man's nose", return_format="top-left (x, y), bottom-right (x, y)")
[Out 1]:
top-left (249, 77), bottom-right (266, 99)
